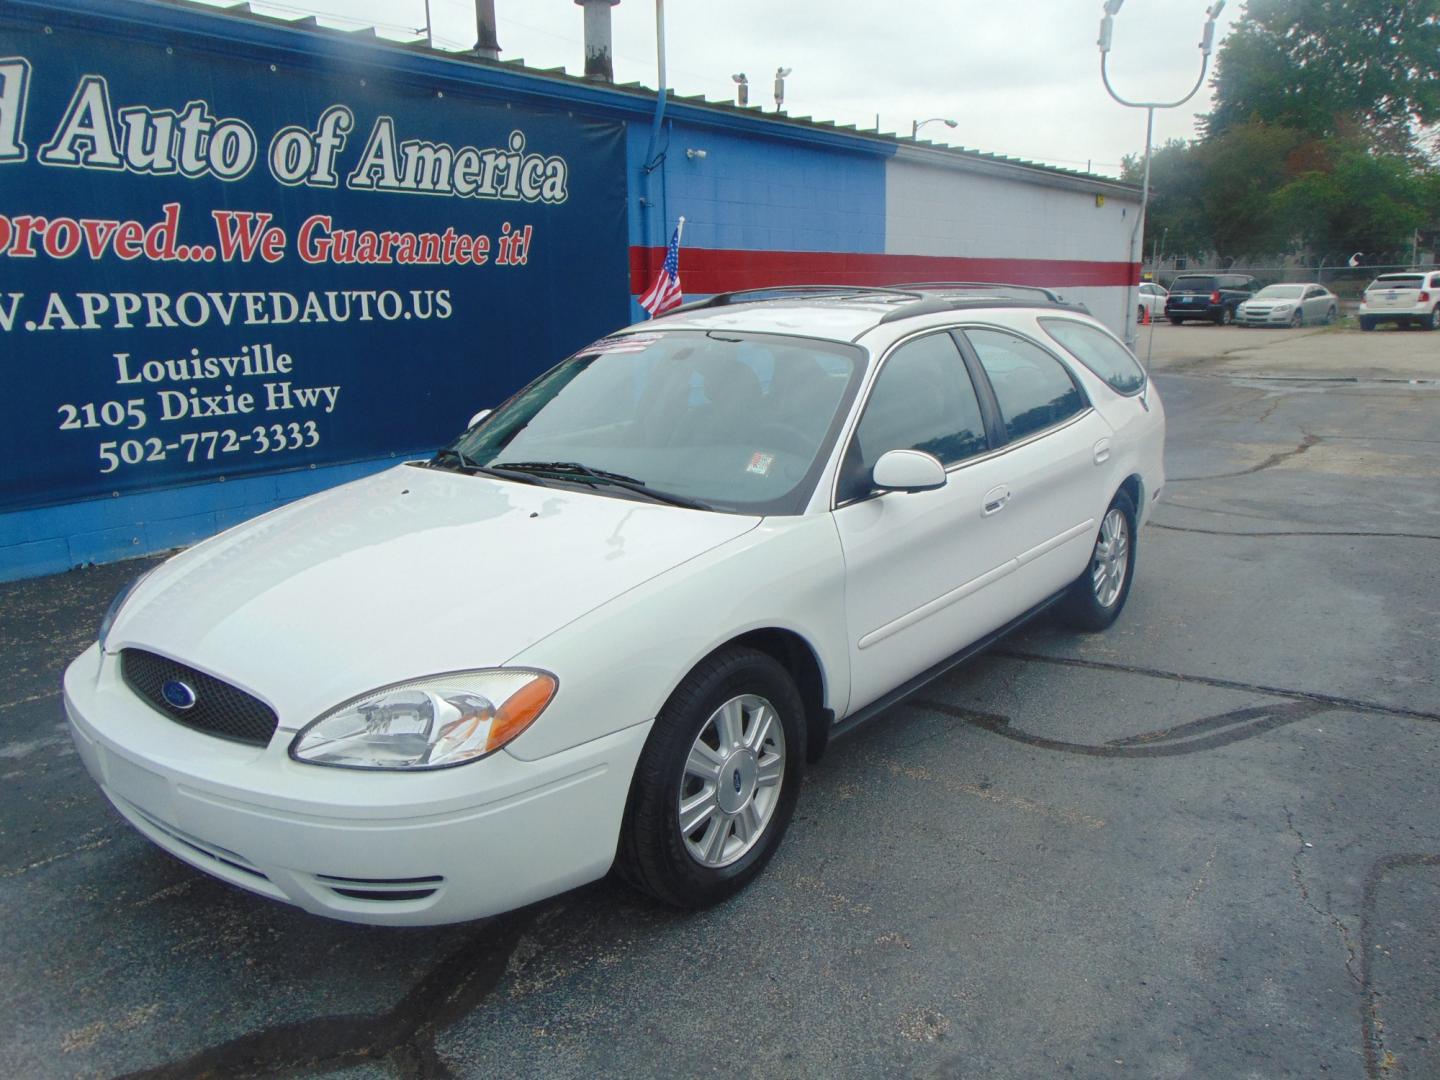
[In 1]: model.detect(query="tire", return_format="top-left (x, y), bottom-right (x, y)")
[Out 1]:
top-left (1138, 305), bottom-right (1146, 323)
top-left (617, 647), bottom-right (805, 909)
top-left (1359, 317), bottom-right (1375, 332)
top-left (1217, 306), bottom-right (1234, 326)
top-left (1169, 317), bottom-right (1184, 326)
top-left (1289, 311), bottom-right (1303, 328)
top-left (1324, 306), bottom-right (1337, 325)
top-left (1061, 490), bottom-right (1137, 632)
top-left (1427, 308), bottom-right (1440, 331)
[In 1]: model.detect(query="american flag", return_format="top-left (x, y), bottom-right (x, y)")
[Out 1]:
top-left (639, 225), bottom-right (683, 317)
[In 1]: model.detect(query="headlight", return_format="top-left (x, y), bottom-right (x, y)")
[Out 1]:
top-left (290, 669), bottom-right (557, 769)
top-left (98, 566), bottom-right (158, 650)
top-left (1273, 303), bottom-right (1292, 313)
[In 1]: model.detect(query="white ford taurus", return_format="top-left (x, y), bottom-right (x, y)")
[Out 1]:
top-left (64, 285), bottom-right (1165, 925)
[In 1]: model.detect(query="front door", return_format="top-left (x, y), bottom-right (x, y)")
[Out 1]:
top-left (833, 331), bottom-right (1023, 713)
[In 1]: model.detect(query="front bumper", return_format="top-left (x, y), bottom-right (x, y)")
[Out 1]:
top-left (1234, 309), bottom-right (1295, 326)
top-left (63, 644), bottom-right (651, 925)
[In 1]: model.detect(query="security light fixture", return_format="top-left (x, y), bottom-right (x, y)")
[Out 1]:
top-left (1098, 0), bottom-right (1227, 351)
top-left (774, 67), bottom-right (791, 111)
top-left (732, 72), bottom-right (749, 107)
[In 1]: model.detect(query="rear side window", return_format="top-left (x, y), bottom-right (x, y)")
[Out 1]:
top-left (1369, 275), bottom-right (1423, 290)
top-left (1039, 319), bottom-right (1145, 395)
top-left (965, 329), bottom-right (1086, 442)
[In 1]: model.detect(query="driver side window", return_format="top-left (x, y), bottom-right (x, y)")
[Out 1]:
top-left (839, 333), bottom-right (988, 502)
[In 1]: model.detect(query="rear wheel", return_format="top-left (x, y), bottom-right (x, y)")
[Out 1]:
top-left (1217, 307), bottom-right (1234, 326)
top-left (1323, 306), bottom-right (1337, 325)
top-left (1169, 317), bottom-right (1184, 326)
top-left (1061, 490), bottom-right (1137, 632)
top-left (1427, 307), bottom-right (1440, 331)
top-left (1360, 317), bottom-right (1375, 332)
top-left (617, 647), bottom-right (804, 909)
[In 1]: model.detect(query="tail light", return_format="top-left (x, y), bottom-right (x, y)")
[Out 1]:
top-left (1210, 291), bottom-right (1221, 304)
top-left (1420, 291), bottom-right (1430, 302)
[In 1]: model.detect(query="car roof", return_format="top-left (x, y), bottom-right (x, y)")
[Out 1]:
top-left (635, 285), bottom-right (1090, 342)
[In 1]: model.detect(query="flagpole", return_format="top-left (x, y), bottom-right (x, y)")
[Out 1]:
top-left (676, 216), bottom-right (685, 245)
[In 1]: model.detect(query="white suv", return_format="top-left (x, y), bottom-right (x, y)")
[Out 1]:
top-left (64, 285), bottom-right (1166, 925)
top-left (1359, 271), bottom-right (1440, 331)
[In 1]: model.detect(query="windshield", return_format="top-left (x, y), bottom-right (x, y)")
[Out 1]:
top-left (1170, 276), bottom-right (1215, 292)
top-left (1368, 275), bottom-right (1423, 290)
top-left (445, 330), bottom-right (866, 514)
top-left (1254, 285), bottom-right (1304, 299)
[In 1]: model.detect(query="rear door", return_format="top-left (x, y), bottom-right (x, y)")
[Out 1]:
top-left (958, 326), bottom-right (1111, 611)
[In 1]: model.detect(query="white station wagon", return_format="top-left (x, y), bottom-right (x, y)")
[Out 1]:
top-left (64, 285), bottom-right (1166, 925)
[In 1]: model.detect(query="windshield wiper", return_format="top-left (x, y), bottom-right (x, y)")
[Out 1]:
top-left (494, 461), bottom-right (712, 510)
top-left (431, 448), bottom-right (544, 486)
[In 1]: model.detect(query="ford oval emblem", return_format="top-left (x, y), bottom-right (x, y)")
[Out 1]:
top-left (161, 679), bottom-right (197, 711)
top-left (733, 768), bottom-right (743, 794)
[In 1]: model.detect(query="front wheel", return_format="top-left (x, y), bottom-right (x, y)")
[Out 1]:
top-left (1061, 490), bottom-right (1137, 632)
top-left (1290, 310), bottom-right (1303, 328)
top-left (617, 647), bottom-right (805, 909)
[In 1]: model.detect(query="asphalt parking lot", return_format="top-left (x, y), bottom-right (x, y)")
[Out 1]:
top-left (2, 322), bottom-right (1436, 1080)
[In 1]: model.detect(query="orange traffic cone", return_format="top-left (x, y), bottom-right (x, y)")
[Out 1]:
top-left (1140, 304), bottom-right (1151, 326)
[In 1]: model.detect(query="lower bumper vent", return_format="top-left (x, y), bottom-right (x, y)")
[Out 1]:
top-left (314, 874), bottom-right (443, 903)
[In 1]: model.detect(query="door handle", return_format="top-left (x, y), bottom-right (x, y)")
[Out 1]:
top-left (982, 485), bottom-right (1010, 516)
top-left (1093, 438), bottom-right (1112, 465)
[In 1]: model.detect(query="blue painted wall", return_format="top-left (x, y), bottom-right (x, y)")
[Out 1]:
top-left (0, 0), bottom-right (900, 583)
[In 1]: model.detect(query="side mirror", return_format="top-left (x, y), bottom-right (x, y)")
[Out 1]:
top-left (467, 408), bottom-right (492, 429)
top-left (872, 449), bottom-right (946, 493)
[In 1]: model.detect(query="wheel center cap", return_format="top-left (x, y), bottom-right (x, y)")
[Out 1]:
top-left (716, 749), bottom-right (758, 814)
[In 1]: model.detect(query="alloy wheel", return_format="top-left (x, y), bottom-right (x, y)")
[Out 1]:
top-left (678, 694), bottom-right (786, 868)
top-left (1091, 508), bottom-right (1130, 609)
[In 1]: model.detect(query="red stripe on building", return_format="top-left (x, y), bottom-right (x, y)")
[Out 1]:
top-left (630, 247), bottom-right (1139, 294)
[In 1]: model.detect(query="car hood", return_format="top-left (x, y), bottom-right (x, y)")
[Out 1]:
top-left (107, 465), bottom-right (760, 727)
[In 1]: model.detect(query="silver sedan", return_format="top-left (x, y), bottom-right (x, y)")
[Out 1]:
top-left (1235, 283), bottom-right (1339, 327)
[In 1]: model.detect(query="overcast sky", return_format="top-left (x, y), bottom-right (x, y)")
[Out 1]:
top-left (201, 0), bottom-right (1240, 178)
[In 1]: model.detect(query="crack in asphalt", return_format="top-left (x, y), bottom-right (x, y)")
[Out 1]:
top-left (1168, 432), bottom-right (1320, 482)
top-left (1359, 853), bottom-right (1440, 1080)
top-left (118, 911), bottom-right (535, 1080)
top-left (1284, 805), bottom-right (1362, 989)
top-left (909, 697), bottom-right (1333, 758)
top-left (992, 650), bottom-right (1440, 723)
top-left (1150, 522), bottom-right (1440, 542)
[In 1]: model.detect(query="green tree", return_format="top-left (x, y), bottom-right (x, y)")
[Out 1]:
top-left (1271, 140), bottom-right (1429, 256)
top-left (1206, 0), bottom-right (1440, 155)
top-left (1122, 140), bottom-right (1213, 258)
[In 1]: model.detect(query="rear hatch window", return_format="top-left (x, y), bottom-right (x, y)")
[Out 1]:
top-left (1367, 275), bottom-right (1423, 291)
top-left (1169, 276), bottom-right (1215, 293)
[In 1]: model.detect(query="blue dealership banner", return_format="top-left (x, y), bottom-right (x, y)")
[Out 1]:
top-left (0, 5), bottom-right (630, 511)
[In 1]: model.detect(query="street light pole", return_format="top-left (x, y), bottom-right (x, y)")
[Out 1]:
top-left (912, 117), bottom-right (958, 139)
top-left (1099, 0), bottom-right (1225, 350)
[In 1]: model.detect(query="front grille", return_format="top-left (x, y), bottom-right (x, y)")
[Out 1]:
top-left (121, 648), bottom-right (279, 746)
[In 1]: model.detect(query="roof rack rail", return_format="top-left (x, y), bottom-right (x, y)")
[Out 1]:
top-left (887, 281), bottom-right (1065, 303)
top-left (877, 295), bottom-right (1089, 324)
top-left (671, 284), bottom-right (925, 314)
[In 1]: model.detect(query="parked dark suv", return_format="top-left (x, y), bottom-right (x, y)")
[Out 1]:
top-left (1165, 274), bottom-right (1259, 325)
